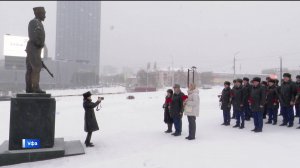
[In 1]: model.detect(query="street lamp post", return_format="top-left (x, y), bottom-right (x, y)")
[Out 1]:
top-left (187, 66), bottom-right (197, 87)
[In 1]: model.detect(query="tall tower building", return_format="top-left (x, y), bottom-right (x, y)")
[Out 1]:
top-left (55, 1), bottom-right (101, 86)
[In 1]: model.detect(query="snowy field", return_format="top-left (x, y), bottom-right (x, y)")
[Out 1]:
top-left (1, 86), bottom-right (300, 168)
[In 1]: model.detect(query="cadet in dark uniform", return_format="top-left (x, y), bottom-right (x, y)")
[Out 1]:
top-left (231, 79), bottom-right (237, 119)
top-left (249, 77), bottom-right (266, 133)
top-left (220, 81), bottom-right (232, 126)
top-left (295, 75), bottom-right (300, 118)
top-left (265, 79), bottom-right (279, 125)
top-left (242, 77), bottom-right (252, 121)
top-left (295, 75), bottom-right (300, 129)
top-left (261, 81), bottom-right (268, 119)
top-left (232, 79), bottom-right (245, 129)
top-left (25, 7), bottom-right (46, 93)
top-left (279, 73), bottom-right (297, 127)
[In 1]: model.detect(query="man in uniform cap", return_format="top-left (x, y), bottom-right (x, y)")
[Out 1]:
top-left (265, 79), bottom-right (279, 125)
top-left (220, 81), bottom-right (232, 126)
top-left (25, 7), bottom-right (46, 93)
top-left (250, 77), bottom-right (266, 133)
top-left (295, 75), bottom-right (300, 118)
top-left (279, 73), bottom-right (297, 127)
top-left (242, 77), bottom-right (252, 121)
top-left (295, 75), bottom-right (300, 128)
top-left (231, 79), bottom-right (237, 119)
top-left (170, 84), bottom-right (185, 136)
top-left (232, 79), bottom-right (245, 129)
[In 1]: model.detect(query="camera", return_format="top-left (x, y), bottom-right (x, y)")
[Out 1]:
top-left (98, 97), bottom-right (104, 100)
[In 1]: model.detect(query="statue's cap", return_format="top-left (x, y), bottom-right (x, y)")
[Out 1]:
top-left (33, 7), bottom-right (45, 13)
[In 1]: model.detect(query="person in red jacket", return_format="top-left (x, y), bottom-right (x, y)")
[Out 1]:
top-left (163, 89), bottom-right (174, 133)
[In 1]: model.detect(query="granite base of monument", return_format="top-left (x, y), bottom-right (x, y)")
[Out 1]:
top-left (0, 93), bottom-right (85, 166)
top-left (0, 138), bottom-right (85, 166)
top-left (9, 93), bottom-right (56, 150)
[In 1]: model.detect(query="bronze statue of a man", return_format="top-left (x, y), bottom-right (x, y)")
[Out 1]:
top-left (25, 7), bottom-right (46, 93)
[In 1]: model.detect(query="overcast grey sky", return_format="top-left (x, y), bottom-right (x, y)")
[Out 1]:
top-left (1, 1), bottom-right (300, 74)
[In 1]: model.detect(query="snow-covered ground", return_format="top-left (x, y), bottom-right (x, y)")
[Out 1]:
top-left (1, 86), bottom-right (300, 168)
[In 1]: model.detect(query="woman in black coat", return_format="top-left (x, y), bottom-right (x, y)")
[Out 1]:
top-left (163, 89), bottom-right (173, 133)
top-left (83, 91), bottom-right (101, 147)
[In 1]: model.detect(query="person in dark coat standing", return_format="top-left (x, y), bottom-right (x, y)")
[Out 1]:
top-left (220, 81), bottom-right (232, 126)
top-left (279, 73), bottom-right (297, 127)
top-left (231, 79), bottom-right (237, 119)
top-left (163, 89), bottom-right (173, 133)
top-left (170, 84), bottom-right (186, 136)
top-left (83, 91), bottom-right (101, 147)
top-left (249, 77), bottom-right (266, 133)
top-left (261, 81), bottom-right (268, 119)
top-left (242, 77), bottom-right (252, 121)
top-left (265, 79), bottom-right (279, 125)
top-left (295, 75), bottom-right (300, 118)
top-left (232, 79), bottom-right (245, 129)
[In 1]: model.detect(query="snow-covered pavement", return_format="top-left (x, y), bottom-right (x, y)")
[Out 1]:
top-left (1, 87), bottom-right (300, 168)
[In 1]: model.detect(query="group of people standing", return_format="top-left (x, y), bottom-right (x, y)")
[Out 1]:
top-left (219, 73), bottom-right (300, 133)
top-left (163, 83), bottom-right (200, 140)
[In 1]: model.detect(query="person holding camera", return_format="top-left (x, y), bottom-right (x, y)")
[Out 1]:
top-left (83, 91), bottom-right (102, 147)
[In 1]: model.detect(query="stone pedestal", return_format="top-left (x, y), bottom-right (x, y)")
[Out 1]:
top-left (0, 93), bottom-right (85, 166)
top-left (9, 93), bottom-right (56, 150)
top-left (0, 138), bottom-right (85, 166)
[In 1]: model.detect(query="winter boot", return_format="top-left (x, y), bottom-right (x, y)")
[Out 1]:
top-left (239, 123), bottom-right (245, 129)
top-left (279, 123), bottom-right (287, 126)
top-left (165, 124), bottom-right (172, 133)
top-left (233, 124), bottom-right (240, 128)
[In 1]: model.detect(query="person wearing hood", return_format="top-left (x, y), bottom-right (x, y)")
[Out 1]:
top-left (83, 91), bottom-right (102, 147)
top-left (184, 83), bottom-right (200, 140)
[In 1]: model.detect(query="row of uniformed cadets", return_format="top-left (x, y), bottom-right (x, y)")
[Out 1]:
top-left (219, 73), bottom-right (300, 133)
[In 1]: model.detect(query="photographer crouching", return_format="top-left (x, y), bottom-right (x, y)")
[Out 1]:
top-left (83, 91), bottom-right (104, 147)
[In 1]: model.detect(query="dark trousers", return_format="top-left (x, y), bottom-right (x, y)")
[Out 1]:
top-left (282, 106), bottom-right (294, 126)
top-left (263, 105), bottom-right (267, 119)
top-left (295, 104), bottom-right (300, 118)
top-left (253, 112), bottom-right (263, 131)
top-left (267, 108), bottom-right (278, 123)
top-left (173, 116), bottom-right (182, 134)
top-left (244, 105), bottom-right (252, 120)
top-left (223, 110), bottom-right (231, 124)
top-left (232, 108), bottom-right (236, 119)
top-left (187, 116), bottom-right (196, 138)
top-left (85, 132), bottom-right (92, 144)
top-left (236, 110), bottom-right (245, 126)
